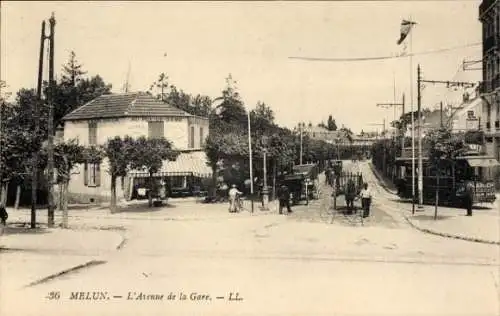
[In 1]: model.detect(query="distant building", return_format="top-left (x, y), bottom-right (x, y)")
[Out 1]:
top-left (61, 92), bottom-right (212, 203)
top-left (450, 96), bottom-right (482, 133)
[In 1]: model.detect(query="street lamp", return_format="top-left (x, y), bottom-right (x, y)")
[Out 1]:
top-left (261, 135), bottom-right (269, 211)
top-left (298, 122), bottom-right (304, 165)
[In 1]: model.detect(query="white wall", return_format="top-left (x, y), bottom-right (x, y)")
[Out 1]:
top-left (188, 117), bottom-right (209, 149)
top-left (64, 116), bottom-right (194, 149)
top-left (63, 116), bottom-right (208, 201)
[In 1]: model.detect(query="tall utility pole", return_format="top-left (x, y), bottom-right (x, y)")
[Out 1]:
top-left (415, 64), bottom-right (476, 208)
top-left (376, 94), bottom-right (405, 176)
top-left (299, 123), bottom-right (303, 165)
top-left (47, 13), bottom-right (56, 228)
top-left (32, 20), bottom-right (46, 229)
top-left (261, 136), bottom-right (269, 211)
top-left (247, 111), bottom-right (254, 213)
top-left (417, 64), bottom-right (423, 208)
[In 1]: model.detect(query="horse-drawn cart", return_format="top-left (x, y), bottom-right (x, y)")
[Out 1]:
top-left (282, 164), bottom-right (320, 205)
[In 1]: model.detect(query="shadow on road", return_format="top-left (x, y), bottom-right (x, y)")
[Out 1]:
top-left (1, 224), bottom-right (49, 236)
top-left (411, 214), bottom-right (453, 221)
top-left (110, 203), bottom-right (177, 214)
top-left (387, 198), bottom-right (495, 211)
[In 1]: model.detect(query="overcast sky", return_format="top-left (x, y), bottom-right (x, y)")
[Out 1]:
top-left (1, 1), bottom-right (482, 133)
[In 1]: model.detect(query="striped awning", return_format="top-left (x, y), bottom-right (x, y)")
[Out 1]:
top-left (129, 151), bottom-right (213, 178)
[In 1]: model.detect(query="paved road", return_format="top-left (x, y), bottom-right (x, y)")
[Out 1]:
top-left (2, 160), bottom-right (499, 316)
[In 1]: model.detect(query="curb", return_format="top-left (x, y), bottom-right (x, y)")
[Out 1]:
top-left (368, 163), bottom-right (500, 245)
top-left (367, 163), bottom-right (397, 195)
top-left (403, 213), bottom-right (500, 245)
top-left (24, 260), bottom-right (107, 288)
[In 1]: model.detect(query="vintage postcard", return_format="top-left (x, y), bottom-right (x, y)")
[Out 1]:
top-left (0, 1), bottom-right (499, 315)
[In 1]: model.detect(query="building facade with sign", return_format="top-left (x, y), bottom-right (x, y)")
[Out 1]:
top-left (479, 0), bottom-right (500, 167)
top-left (61, 92), bottom-right (212, 204)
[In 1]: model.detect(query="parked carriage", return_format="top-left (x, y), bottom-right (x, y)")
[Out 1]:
top-left (282, 164), bottom-right (320, 205)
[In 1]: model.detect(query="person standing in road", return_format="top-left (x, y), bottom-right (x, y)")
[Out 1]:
top-left (0, 204), bottom-right (7, 226)
top-left (463, 182), bottom-right (474, 216)
top-left (359, 183), bottom-right (372, 218)
top-left (228, 184), bottom-right (242, 213)
top-left (277, 184), bottom-right (292, 214)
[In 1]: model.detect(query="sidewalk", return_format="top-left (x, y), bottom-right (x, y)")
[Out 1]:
top-left (403, 202), bottom-right (500, 245)
top-left (3, 199), bottom-right (282, 226)
top-left (367, 162), bottom-right (500, 245)
top-left (0, 224), bottom-right (124, 253)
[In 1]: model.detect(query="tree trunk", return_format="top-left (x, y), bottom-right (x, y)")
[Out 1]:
top-left (1, 182), bottom-right (9, 206)
top-left (211, 164), bottom-right (217, 197)
top-left (148, 174), bottom-right (153, 207)
top-left (14, 184), bottom-right (21, 210)
top-left (62, 180), bottom-right (69, 228)
top-left (58, 183), bottom-right (63, 211)
top-left (272, 159), bottom-right (277, 200)
top-left (110, 175), bottom-right (117, 213)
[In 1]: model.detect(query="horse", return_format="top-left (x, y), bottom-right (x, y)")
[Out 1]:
top-left (345, 179), bottom-right (357, 213)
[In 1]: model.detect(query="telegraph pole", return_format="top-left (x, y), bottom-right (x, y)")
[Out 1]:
top-left (376, 94), bottom-right (405, 178)
top-left (47, 13), bottom-right (56, 227)
top-left (299, 123), bottom-right (303, 165)
top-left (32, 20), bottom-right (46, 229)
top-left (416, 65), bottom-right (476, 209)
top-left (417, 64), bottom-right (423, 208)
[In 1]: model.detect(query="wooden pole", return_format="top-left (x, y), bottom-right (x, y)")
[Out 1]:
top-left (32, 20), bottom-right (46, 229)
top-left (47, 13), bottom-right (56, 227)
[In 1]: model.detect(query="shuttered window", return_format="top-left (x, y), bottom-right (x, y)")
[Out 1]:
top-left (189, 126), bottom-right (195, 148)
top-left (148, 121), bottom-right (164, 139)
top-left (88, 121), bottom-right (97, 145)
top-left (84, 162), bottom-right (101, 187)
top-left (199, 127), bottom-right (204, 147)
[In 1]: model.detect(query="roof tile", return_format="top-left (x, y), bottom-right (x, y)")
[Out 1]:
top-left (63, 92), bottom-right (191, 120)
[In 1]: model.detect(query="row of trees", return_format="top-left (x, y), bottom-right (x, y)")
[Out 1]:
top-left (1, 50), bottom-right (361, 217)
top-left (203, 75), bottom-right (361, 196)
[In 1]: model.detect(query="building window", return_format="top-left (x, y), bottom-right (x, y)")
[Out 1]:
top-left (88, 121), bottom-right (97, 145)
top-left (84, 162), bottom-right (101, 187)
top-left (148, 121), bottom-right (164, 139)
top-left (189, 126), bottom-right (195, 148)
top-left (467, 110), bottom-right (475, 119)
top-left (199, 127), bottom-right (204, 147)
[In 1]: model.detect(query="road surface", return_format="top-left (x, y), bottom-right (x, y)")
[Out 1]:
top-left (1, 161), bottom-right (499, 316)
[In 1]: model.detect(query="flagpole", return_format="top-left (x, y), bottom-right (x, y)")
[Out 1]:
top-left (248, 110), bottom-right (254, 213)
top-left (409, 16), bottom-right (416, 215)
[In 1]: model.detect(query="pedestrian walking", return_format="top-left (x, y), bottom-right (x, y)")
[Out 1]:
top-left (359, 183), bottom-right (372, 218)
top-left (277, 184), bottom-right (292, 214)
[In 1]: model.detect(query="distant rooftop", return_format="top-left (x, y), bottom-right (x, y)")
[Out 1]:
top-left (63, 92), bottom-right (192, 121)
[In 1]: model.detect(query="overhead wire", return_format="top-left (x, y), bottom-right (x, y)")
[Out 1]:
top-left (288, 42), bottom-right (481, 62)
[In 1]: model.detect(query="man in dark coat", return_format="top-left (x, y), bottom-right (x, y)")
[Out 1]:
top-left (277, 184), bottom-right (292, 214)
top-left (463, 183), bottom-right (474, 216)
top-left (0, 204), bottom-right (8, 226)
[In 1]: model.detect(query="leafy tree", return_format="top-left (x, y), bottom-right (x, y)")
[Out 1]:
top-left (61, 51), bottom-right (87, 86)
top-left (327, 115), bottom-right (337, 131)
top-left (149, 72), bottom-right (169, 101)
top-left (52, 139), bottom-right (86, 227)
top-left (211, 74), bottom-right (247, 126)
top-left (129, 137), bottom-right (179, 207)
top-left (52, 52), bottom-right (112, 129)
top-left (103, 136), bottom-right (136, 211)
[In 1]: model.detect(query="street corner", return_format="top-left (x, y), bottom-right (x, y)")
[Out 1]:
top-left (0, 223), bottom-right (125, 253)
top-left (403, 208), bottom-right (500, 245)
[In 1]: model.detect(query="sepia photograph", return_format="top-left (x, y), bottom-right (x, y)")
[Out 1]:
top-left (0, 0), bottom-right (499, 315)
